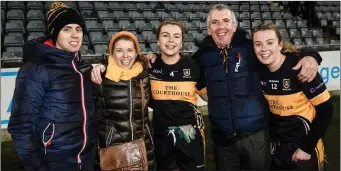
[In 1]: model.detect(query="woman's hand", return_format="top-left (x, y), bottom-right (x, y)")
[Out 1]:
top-left (91, 64), bottom-right (106, 84)
top-left (142, 53), bottom-right (157, 68)
top-left (292, 148), bottom-right (311, 162)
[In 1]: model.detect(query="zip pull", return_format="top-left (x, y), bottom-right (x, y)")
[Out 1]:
top-left (77, 162), bottom-right (82, 171)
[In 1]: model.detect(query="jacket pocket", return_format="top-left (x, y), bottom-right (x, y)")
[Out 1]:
top-left (42, 123), bottom-right (55, 154)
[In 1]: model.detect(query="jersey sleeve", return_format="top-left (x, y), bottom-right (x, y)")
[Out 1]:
top-left (301, 73), bottom-right (330, 106)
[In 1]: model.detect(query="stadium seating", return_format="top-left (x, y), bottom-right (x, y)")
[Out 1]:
top-left (0, 1), bottom-right (339, 59)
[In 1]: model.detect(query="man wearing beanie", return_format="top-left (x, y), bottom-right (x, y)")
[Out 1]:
top-left (8, 2), bottom-right (95, 170)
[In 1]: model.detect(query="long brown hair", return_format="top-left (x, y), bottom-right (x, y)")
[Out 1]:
top-left (252, 23), bottom-right (302, 54)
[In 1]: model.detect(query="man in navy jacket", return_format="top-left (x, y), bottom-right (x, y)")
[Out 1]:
top-left (192, 4), bottom-right (323, 170)
top-left (8, 2), bottom-right (95, 170)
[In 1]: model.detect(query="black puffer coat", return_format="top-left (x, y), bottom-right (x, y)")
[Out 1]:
top-left (93, 70), bottom-right (155, 170)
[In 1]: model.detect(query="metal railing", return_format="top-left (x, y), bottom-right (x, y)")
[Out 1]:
top-left (1, 43), bottom-right (340, 68)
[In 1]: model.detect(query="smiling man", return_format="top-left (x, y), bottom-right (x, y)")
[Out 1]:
top-left (8, 2), bottom-right (96, 170)
top-left (192, 3), bottom-right (323, 170)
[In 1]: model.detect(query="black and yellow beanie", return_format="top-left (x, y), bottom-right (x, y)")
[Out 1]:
top-left (47, 2), bottom-right (85, 45)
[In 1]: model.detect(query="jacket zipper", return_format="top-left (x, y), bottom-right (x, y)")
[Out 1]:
top-left (71, 53), bottom-right (87, 170)
top-left (225, 49), bottom-right (237, 137)
top-left (145, 124), bottom-right (154, 150)
top-left (129, 80), bottom-right (134, 141)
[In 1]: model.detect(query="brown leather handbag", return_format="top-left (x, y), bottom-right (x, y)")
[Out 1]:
top-left (98, 80), bottom-right (148, 171)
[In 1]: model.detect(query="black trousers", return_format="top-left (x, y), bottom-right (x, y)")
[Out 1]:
top-left (154, 127), bottom-right (205, 170)
top-left (214, 129), bottom-right (271, 170)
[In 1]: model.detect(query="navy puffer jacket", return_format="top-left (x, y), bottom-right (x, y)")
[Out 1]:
top-left (8, 38), bottom-right (95, 170)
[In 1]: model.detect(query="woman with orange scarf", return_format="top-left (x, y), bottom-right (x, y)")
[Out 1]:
top-left (92, 31), bottom-right (155, 170)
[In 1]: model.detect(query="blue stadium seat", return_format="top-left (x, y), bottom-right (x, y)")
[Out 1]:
top-left (279, 29), bottom-right (289, 39)
top-left (121, 22), bottom-right (136, 31)
top-left (7, 10), bottom-right (25, 21)
top-left (138, 3), bottom-right (153, 12)
top-left (27, 10), bottom-right (44, 21)
top-left (260, 5), bottom-right (270, 11)
top-left (315, 38), bottom-right (326, 45)
top-left (272, 12), bottom-right (282, 19)
top-left (332, 21), bottom-right (340, 28)
top-left (85, 20), bottom-right (103, 32)
top-left (89, 32), bottom-right (108, 45)
top-left (330, 40), bottom-right (340, 44)
top-left (275, 20), bottom-right (286, 29)
top-left (289, 29), bottom-right (301, 38)
top-left (5, 20), bottom-right (25, 34)
top-left (124, 3), bottom-right (139, 11)
top-left (93, 45), bottom-right (108, 54)
top-left (239, 20), bottom-right (251, 29)
top-left (252, 20), bottom-right (262, 28)
top-left (128, 11), bottom-right (144, 21)
top-left (136, 34), bottom-right (145, 43)
top-left (333, 12), bottom-right (340, 20)
top-left (283, 12), bottom-right (293, 20)
top-left (157, 11), bottom-right (172, 21)
top-left (251, 12), bottom-right (261, 20)
top-left (94, 2), bottom-right (109, 11)
top-left (304, 38), bottom-right (317, 46)
top-left (173, 12), bottom-right (188, 21)
top-left (228, 5), bottom-right (239, 11)
top-left (183, 4), bottom-right (194, 12)
top-left (143, 12), bottom-right (159, 21)
top-left (4, 35), bottom-right (24, 47)
top-left (149, 42), bottom-right (159, 52)
top-left (27, 2), bottom-right (43, 10)
top-left (78, 2), bottom-right (94, 10)
top-left (184, 21), bottom-right (198, 32)
top-left (320, 19), bottom-right (328, 27)
top-left (261, 12), bottom-right (272, 20)
top-left (193, 4), bottom-right (206, 12)
top-left (98, 11), bottom-right (114, 21)
top-left (27, 20), bottom-right (45, 33)
top-left (263, 20), bottom-right (273, 24)
top-left (199, 22), bottom-right (207, 32)
top-left (286, 20), bottom-right (297, 29)
top-left (102, 20), bottom-right (119, 32)
top-left (2, 51), bottom-right (23, 58)
top-left (270, 5), bottom-right (281, 12)
top-left (139, 23), bottom-right (153, 33)
top-left (142, 31), bottom-right (153, 42)
top-left (114, 12), bottom-right (130, 22)
top-left (300, 28), bottom-right (312, 38)
top-left (107, 31), bottom-right (118, 38)
top-left (297, 20), bottom-right (308, 28)
top-left (154, 3), bottom-right (166, 12)
top-left (189, 12), bottom-right (202, 21)
top-left (82, 35), bottom-right (90, 46)
top-left (250, 5), bottom-right (260, 12)
top-left (27, 32), bottom-right (45, 41)
top-left (81, 10), bottom-right (99, 21)
top-left (240, 5), bottom-right (250, 12)
top-left (7, 1), bottom-right (24, 10)
top-left (240, 12), bottom-right (250, 20)
top-left (312, 29), bottom-right (323, 38)
top-left (292, 38), bottom-right (305, 46)
top-left (108, 2), bottom-right (124, 11)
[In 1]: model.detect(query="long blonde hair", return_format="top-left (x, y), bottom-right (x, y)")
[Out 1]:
top-left (252, 23), bottom-right (302, 54)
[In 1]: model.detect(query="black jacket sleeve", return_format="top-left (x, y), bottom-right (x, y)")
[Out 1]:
top-left (299, 47), bottom-right (323, 65)
top-left (299, 100), bottom-right (333, 154)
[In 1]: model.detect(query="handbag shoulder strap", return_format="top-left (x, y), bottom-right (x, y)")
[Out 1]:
top-left (139, 79), bottom-right (146, 139)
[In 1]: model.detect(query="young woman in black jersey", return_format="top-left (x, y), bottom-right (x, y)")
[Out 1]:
top-left (252, 23), bottom-right (333, 171)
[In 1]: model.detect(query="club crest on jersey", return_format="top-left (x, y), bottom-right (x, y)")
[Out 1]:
top-left (183, 69), bottom-right (191, 78)
top-left (235, 52), bottom-right (242, 72)
top-left (282, 79), bottom-right (291, 91)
